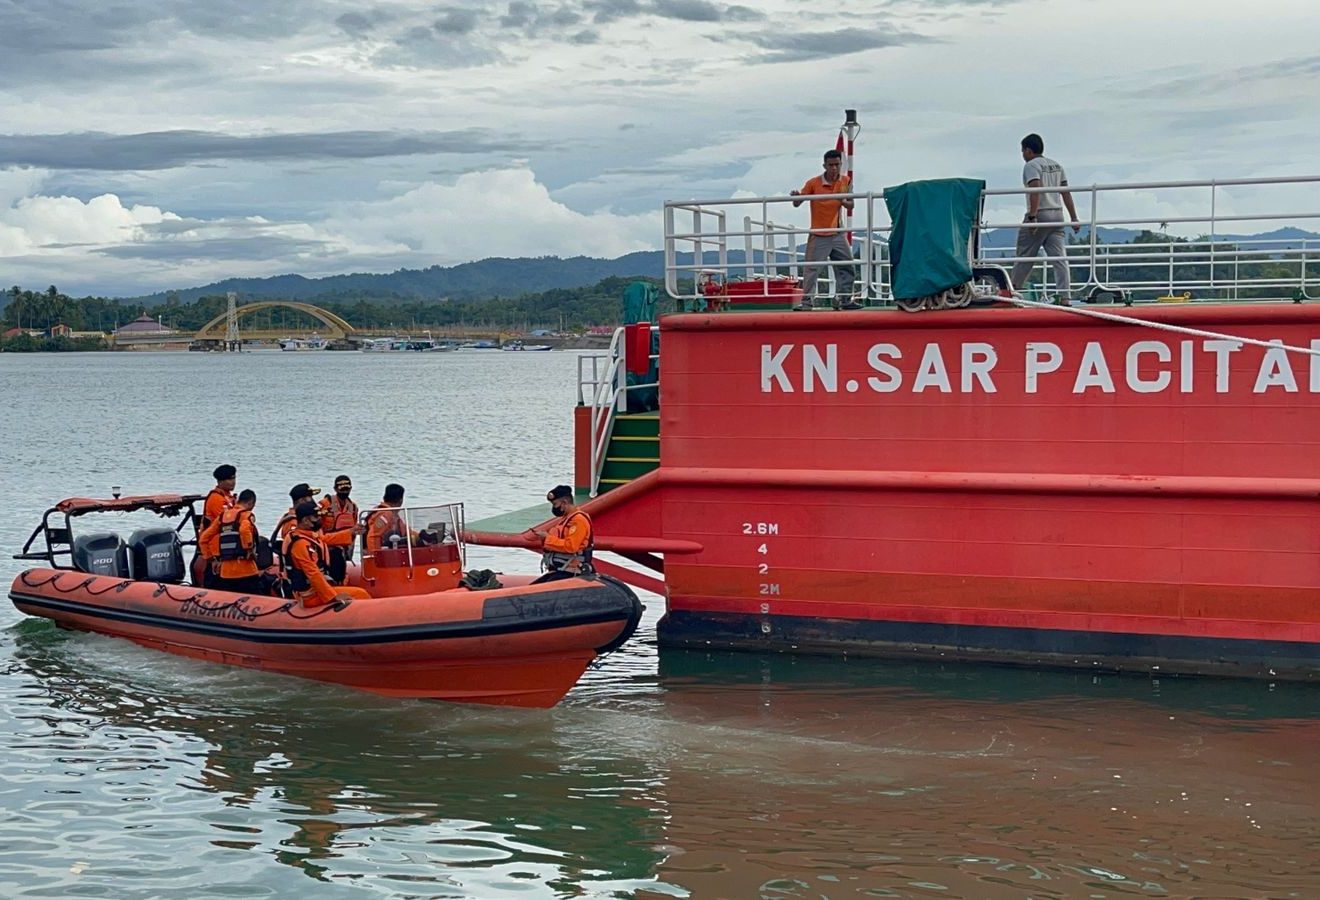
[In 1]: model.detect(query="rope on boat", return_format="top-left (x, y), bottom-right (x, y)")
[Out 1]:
top-left (1007, 296), bottom-right (1320, 357)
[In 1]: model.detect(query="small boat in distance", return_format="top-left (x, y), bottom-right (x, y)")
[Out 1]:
top-left (279, 334), bottom-right (328, 351)
top-left (502, 340), bottom-right (553, 352)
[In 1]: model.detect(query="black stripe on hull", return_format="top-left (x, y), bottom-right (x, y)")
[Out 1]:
top-left (10, 585), bottom-right (639, 648)
top-left (656, 611), bottom-right (1320, 680)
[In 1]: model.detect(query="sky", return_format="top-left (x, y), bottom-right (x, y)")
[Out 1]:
top-left (1, 0), bottom-right (1318, 297)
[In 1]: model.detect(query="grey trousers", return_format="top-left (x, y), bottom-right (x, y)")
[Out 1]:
top-left (1011, 208), bottom-right (1070, 293)
top-left (801, 233), bottom-right (856, 303)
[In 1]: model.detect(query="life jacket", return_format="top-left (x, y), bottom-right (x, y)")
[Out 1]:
top-left (285, 532), bottom-right (331, 595)
top-left (322, 495), bottom-right (359, 560)
top-left (542, 510), bottom-right (594, 573)
top-left (202, 487), bottom-right (234, 529)
top-left (217, 507), bottom-right (254, 562)
top-left (367, 505), bottom-right (406, 551)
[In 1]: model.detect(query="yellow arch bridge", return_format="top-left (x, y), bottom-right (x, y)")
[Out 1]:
top-left (193, 301), bottom-right (356, 343)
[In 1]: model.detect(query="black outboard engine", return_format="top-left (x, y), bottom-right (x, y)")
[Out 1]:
top-left (127, 527), bottom-right (185, 583)
top-left (72, 533), bottom-right (130, 578)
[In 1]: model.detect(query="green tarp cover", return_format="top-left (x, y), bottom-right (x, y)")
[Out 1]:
top-left (623, 281), bottom-right (657, 324)
top-left (883, 178), bottom-right (985, 300)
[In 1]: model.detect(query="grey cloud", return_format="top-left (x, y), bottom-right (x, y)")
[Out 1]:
top-left (336, 9), bottom-right (396, 37)
top-left (1118, 55), bottom-right (1320, 100)
top-left (551, 7), bottom-right (584, 26)
top-left (0, 130), bottom-right (542, 171)
top-left (742, 28), bottom-right (931, 62)
top-left (652, 0), bottom-right (721, 22)
top-left (96, 234), bottom-right (332, 262)
top-left (585, 0), bottom-right (762, 24)
top-left (500, 1), bottom-right (536, 27)
top-left (571, 29), bottom-right (600, 44)
top-left (435, 8), bottom-right (480, 34)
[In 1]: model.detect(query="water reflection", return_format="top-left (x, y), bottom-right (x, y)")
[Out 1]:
top-left (6, 621), bottom-right (677, 898)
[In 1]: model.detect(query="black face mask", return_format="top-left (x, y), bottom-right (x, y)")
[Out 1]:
top-left (337, 490), bottom-right (351, 499)
top-left (310, 520), bottom-right (323, 531)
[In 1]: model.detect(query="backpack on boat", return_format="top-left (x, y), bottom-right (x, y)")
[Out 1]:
top-left (460, 569), bottom-right (502, 590)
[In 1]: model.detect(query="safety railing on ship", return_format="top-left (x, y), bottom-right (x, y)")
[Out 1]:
top-left (576, 328), bottom-right (659, 497)
top-left (664, 175), bottom-right (1320, 305)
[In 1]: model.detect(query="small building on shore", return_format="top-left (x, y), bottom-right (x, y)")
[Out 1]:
top-left (114, 315), bottom-right (175, 337)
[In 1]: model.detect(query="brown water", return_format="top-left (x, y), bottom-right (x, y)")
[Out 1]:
top-left (1, 351), bottom-right (1316, 899)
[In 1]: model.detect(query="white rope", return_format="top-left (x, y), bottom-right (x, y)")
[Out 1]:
top-left (1005, 297), bottom-right (1320, 357)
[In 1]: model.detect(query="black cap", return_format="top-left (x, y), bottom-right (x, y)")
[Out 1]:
top-left (294, 500), bottom-right (319, 520)
top-left (289, 482), bottom-right (320, 501)
top-left (547, 484), bottom-right (573, 502)
top-left (213, 464), bottom-right (236, 481)
top-left (383, 483), bottom-right (405, 504)
top-left (334, 475), bottom-right (352, 490)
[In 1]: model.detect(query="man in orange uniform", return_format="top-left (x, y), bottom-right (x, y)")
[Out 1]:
top-left (273, 483), bottom-right (321, 545)
top-left (532, 485), bottom-right (593, 581)
top-left (199, 489), bottom-right (264, 595)
top-left (790, 148), bottom-right (859, 310)
top-left (365, 483), bottom-right (415, 552)
top-left (318, 475), bottom-right (359, 583)
top-left (199, 464), bottom-right (237, 588)
top-left (285, 501), bottom-right (370, 609)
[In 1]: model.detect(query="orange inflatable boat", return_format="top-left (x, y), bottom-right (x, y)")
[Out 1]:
top-left (9, 494), bottom-right (642, 708)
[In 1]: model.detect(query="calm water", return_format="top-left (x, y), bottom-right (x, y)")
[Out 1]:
top-left (1, 351), bottom-right (1316, 899)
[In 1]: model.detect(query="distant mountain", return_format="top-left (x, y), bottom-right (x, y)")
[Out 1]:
top-left (124, 252), bottom-right (675, 305)
top-left (980, 225), bottom-right (1320, 252)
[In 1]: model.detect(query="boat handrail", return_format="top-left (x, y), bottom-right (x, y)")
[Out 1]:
top-left (664, 174), bottom-right (1320, 304)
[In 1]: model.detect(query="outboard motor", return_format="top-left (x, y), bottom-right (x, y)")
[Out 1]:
top-left (72, 533), bottom-right (129, 578)
top-left (127, 527), bottom-right (185, 583)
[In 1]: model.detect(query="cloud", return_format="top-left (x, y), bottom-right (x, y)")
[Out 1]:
top-left (0, 166), bottom-right (656, 294)
top-left (0, 131), bottom-right (542, 171)
top-left (1117, 54), bottom-right (1320, 100)
top-left (739, 28), bottom-right (932, 62)
top-left (434, 8), bottom-right (480, 34)
top-left (585, 0), bottom-right (763, 24)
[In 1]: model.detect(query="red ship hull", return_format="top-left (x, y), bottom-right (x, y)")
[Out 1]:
top-left (584, 304), bottom-right (1320, 678)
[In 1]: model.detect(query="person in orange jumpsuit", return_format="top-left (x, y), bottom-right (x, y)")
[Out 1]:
top-left (198, 464), bottom-right (237, 588)
top-left (365, 483), bottom-right (416, 553)
top-left (285, 501), bottom-right (370, 609)
top-left (198, 489), bottom-right (264, 595)
top-left (532, 485), bottom-right (594, 581)
top-left (318, 475), bottom-right (359, 583)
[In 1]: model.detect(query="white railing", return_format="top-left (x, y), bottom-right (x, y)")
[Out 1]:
top-left (576, 328), bottom-right (661, 497)
top-left (577, 329), bottom-right (627, 498)
top-left (665, 175), bottom-right (1320, 304)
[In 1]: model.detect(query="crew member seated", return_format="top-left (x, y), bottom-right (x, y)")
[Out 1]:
top-left (366, 483), bottom-right (423, 552)
top-left (532, 484), bottom-right (594, 582)
top-left (285, 501), bottom-right (370, 609)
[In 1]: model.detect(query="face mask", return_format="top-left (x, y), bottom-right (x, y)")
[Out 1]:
top-left (310, 520), bottom-right (323, 531)
top-left (337, 490), bottom-right (351, 499)
top-left (550, 503), bottom-right (563, 515)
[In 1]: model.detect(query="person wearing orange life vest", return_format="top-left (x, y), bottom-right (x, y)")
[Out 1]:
top-left (365, 483), bottom-right (417, 553)
top-left (285, 501), bottom-right (371, 609)
top-left (532, 485), bottom-right (593, 581)
top-left (199, 464), bottom-right (237, 588)
top-left (318, 475), bottom-right (359, 583)
top-left (198, 489), bottom-right (264, 595)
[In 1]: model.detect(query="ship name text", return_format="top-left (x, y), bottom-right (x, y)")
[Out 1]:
top-left (759, 339), bottom-right (1320, 395)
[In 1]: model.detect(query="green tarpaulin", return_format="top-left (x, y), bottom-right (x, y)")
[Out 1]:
top-left (883, 178), bottom-right (985, 300)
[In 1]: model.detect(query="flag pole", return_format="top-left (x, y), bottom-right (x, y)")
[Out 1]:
top-left (840, 109), bottom-right (861, 296)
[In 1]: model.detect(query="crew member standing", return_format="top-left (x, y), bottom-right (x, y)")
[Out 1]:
top-left (318, 475), bottom-right (360, 583)
top-left (790, 149), bottom-right (859, 310)
top-left (285, 501), bottom-right (370, 609)
top-left (532, 485), bottom-right (593, 581)
top-left (199, 489), bottom-right (264, 595)
top-left (199, 464), bottom-right (237, 588)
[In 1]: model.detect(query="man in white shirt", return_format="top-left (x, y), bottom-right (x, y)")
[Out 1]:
top-left (1011, 133), bottom-right (1081, 301)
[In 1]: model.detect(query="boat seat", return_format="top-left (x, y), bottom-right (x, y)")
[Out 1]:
top-left (71, 533), bottom-right (130, 578)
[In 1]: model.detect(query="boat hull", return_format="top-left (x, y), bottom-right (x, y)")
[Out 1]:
top-left (579, 304), bottom-right (1320, 679)
top-left (10, 570), bottom-right (643, 707)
